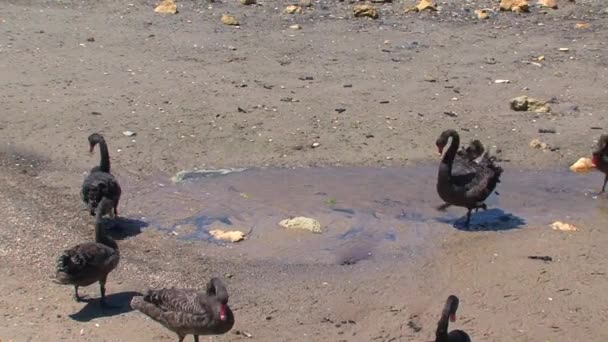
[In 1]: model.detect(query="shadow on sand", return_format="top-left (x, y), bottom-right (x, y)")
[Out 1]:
top-left (69, 291), bottom-right (141, 322)
top-left (435, 208), bottom-right (526, 231)
top-left (105, 217), bottom-right (148, 240)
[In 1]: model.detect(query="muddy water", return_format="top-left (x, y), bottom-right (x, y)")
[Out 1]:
top-left (122, 165), bottom-right (606, 265)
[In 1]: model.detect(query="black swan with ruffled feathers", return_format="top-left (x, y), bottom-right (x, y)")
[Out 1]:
top-left (436, 129), bottom-right (503, 227)
top-left (81, 133), bottom-right (121, 217)
top-left (54, 197), bottom-right (119, 307)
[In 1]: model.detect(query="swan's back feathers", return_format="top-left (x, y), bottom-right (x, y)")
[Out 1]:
top-left (55, 242), bottom-right (118, 283)
top-left (144, 288), bottom-right (206, 314)
top-left (131, 289), bottom-right (226, 336)
top-left (81, 171), bottom-right (121, 215)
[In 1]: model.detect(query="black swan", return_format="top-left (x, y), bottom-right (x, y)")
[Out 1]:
top-left (81, 133), bottom-right (121, 217)
top-left (436, 129), bottom-right (503, 227)
top-left (592, 134), bottom-right (608, 193)
top-left (435, 295), bottom-right (471, 342)
top-left (131, 278), bottom-right (235, 342)
top-left (54, 197), bottom-right (120, 307)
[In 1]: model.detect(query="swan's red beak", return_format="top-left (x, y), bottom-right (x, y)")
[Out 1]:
top-left (89, 146), bottom-right (94, 154)
top-left (449, 313), bottom-right (456, 322)
top-left (219, 304), bottom-right (227, 321)
top-left (592, 154), bottom-right (599, 166)
top-left (437, 146), bottom-right (444, 156)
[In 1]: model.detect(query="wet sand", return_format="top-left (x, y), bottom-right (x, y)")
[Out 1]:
top-left (2, 0), bottom-right (608, 341)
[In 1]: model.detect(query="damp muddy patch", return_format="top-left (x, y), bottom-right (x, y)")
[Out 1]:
top-left (119, 165), bottom-right (606, 265)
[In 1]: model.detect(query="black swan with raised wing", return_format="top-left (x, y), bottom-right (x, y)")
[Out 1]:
top-left (131, 278), bottom-right (235, 342)
top-left (592, 134), bottom-right (608, 194)
top-left (435, 295), bottom-right (471, 342)
top-left (54, 197), bottom-right (120, 307)
top-left (436, 129), bottom-right (503, 227)
top-left (81, 133), bottom-right (121, 217)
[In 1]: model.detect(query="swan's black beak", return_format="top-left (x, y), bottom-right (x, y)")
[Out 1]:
top-left (449, 313), bottom-right (456, 322)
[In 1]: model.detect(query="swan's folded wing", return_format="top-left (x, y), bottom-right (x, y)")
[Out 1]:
top-left (464, 170), bottom-right (498, 199)
top-left (58, 243), bottom-right (117, 273)
top-left (145, 288), bottom-right (206, 314)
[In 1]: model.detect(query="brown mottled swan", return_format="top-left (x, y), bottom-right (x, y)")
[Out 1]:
top-left (54, 197), bottom-right (119, 307)
top-left (131, 278), bottom-right (235, 342)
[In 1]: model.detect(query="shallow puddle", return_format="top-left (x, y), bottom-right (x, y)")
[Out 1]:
top-left (121, 165), bottom-right (607, 265)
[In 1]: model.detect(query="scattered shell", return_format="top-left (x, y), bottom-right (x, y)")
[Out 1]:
top-left (154, 0), bottom-right (177, 14)
top-left (279, 216), bottom-right (322, 233)
top-left (529, 138), bottom-right (549, 150)
top-left (559, 48), bottom-right (570, 52)
top-left (122, 130), bottom-right (136, 137)
top-left (209, 229), bottom-right (247, 242)
top-left (221, 14), bottom-right (239, 26)
top-left (510, 95), bottom-right (551, 113)
top-left (284, 5), bottom-right (302, 14)
top-left (537, 0), bottom-right (557, 9)
top-left (550, 221), bottom-right (578, 232)
top-left (494, 79), bottom-right (511, 84)
top-left (405, 0), bottom-right (438, 13)
top-left (499, 0), bottom-right (529, 13)
top-left (353, 4), bottom-right (379, 18)
top-left (575, 22), bottom-right (591, 29)
top-left (289, 24), bottom-right (302, 30)
top-left (570, 157), bottom-right (595, 173)
top-left (311, 142), bottom-right (320, 148)
top-left (474, 9), bottom-right (491, 19)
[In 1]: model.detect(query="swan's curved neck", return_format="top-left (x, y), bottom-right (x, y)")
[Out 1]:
top-left (438, 131), bottom-right (460, 182)
top-left (98, 139), bottom-right (111, 173)
top-left (435, 304), bottom-right (452, 341)
top-left (94, 199), bottom-right (117, 250)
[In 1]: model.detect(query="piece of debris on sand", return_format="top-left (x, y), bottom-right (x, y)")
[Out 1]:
top-left (529, 138), bottom-right (550, 150)
top-left (279, 216), bottom-right (322, 233)
top-left (404, 0), bottom-right (438, 13)
top-left (474, 9), bottom-right (491, 19)
top-left (221, 14), bottom-right (239, 26)
top-left (154, 0), bottom-right (177, 14)
top-left (538, 0), bottom-right (558, 9)
top-left (284, 5), bottom-right (302, 14)
top-left (570, 157), bottom-right (595, 173)
top-left (550, 221), bottom-right (578, 232)
top-left (499, 0), bottom-right (530, 13)
top-left (353, 4), bottom-right (379, 19)
top-left (209, 229), bottom-right (247, 242)
top-left (510, 95), bottom-right (551, 113)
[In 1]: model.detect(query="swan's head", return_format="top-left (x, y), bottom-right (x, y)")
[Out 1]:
top-left (207, 277), bottom-right (230, 321)
top-left (444, 295), bottom-right (460, 322)
top-left (87, 133), bottom-right (105, 153)
top-left (436, 130), bottom-right (457, 155)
